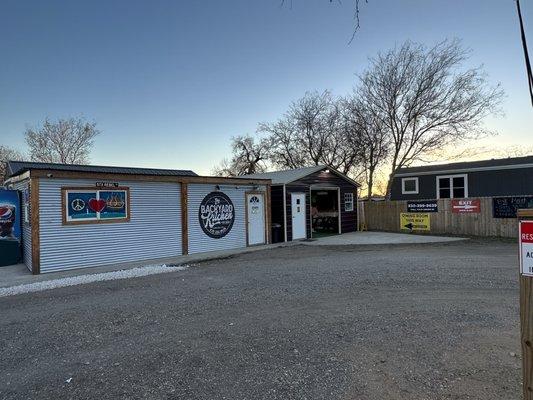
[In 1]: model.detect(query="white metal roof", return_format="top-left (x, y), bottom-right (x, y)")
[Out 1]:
top-left (243, 165), bottom-right (361, 187)
top-left (242, 165), bottom-right (327, 184)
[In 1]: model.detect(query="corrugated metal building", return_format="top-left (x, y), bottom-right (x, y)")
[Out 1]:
top-left (4, 161), bottom-right (271, 274)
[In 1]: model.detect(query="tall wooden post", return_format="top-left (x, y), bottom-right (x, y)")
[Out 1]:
top-left (519, 209), bottom-right (533, 399)
top-left (181, 183), bottom-right (188, 255)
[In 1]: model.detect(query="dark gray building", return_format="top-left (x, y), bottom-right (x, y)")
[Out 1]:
top-left (243, 166), bottom-right (360, 242)
top-left (390, 155), bottom-right (533, 201)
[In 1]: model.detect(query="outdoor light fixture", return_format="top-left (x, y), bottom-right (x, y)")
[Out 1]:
top-left (215, 185), bottom-right (220, 191)
top-left (324, 169), bottom-right (330, 173)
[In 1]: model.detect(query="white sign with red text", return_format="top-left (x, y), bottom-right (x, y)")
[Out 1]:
top-left (520, 221), bottom-right (533, 276)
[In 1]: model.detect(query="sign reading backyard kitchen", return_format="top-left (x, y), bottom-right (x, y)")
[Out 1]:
top-left (400, 213), bottom-right (430, 231)
top-left (199, 192), bottom-right (235, 238)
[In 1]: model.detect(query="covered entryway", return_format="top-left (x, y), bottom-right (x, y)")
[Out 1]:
top-left (311, 188), bottom-right (340, 237)
top-left (246, 192), bottom-right (266, 245)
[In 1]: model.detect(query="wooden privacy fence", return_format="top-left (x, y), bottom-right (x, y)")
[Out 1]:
top-left (361, 197), bottom-right (518, 238)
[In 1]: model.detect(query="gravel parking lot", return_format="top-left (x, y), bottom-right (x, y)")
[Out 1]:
top-left (0, 240), bottom-right (521, 399)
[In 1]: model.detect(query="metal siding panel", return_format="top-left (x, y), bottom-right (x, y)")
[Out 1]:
top-left (11, 180), bottom-right (32, 271)
top-left (270, 185), bottom-right (285, 234)
top-left (393, 168), bottom-right (533, 201)
top-left (390, 174), bottom-right (437, 201)
top-left (188, 183), bottom-right (266, 254)
top-left (39, 179), bottom-right (182, 273)
top-left (469, 168), bottom-right (533, 197)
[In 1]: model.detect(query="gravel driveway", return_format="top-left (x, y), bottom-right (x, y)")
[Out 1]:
top-left (0, 240), bottom-right (521, 399)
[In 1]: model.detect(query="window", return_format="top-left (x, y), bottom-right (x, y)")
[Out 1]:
top-left (344, 192), bottom-right (354, 212)
top-left (436, 175), bottom-right (468, 199)
top-left (62, 187), bottom-right (130, 225)
top-left (401, 177), bottom-right (419, 194)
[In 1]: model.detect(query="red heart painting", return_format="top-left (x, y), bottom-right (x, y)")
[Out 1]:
top-left (88, 198), bottom-right (106, 213)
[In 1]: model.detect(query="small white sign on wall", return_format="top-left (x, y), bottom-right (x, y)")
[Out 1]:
top-left (520, 221), bottom-right (533, 277)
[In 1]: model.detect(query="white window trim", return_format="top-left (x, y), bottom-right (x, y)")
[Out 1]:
top-left (436, 174), bottom-right (468, 199)
top-left (401, 177), bottom-right (419, 194)
top-left (344, 192), bottom-right (354, 212)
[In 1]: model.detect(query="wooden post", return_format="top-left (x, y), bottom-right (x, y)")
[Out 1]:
top-left (30, 177), bottom-right (40, 275)
top-left (181, 183), bottom-right (188, 255)
top-left (519, 209), bottom-right (533, 399)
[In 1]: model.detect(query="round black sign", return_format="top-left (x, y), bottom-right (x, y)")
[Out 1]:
top-left (198, 192), bottom-right (235, 238)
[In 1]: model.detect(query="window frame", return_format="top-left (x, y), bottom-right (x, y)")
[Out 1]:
top-left (61, 186), bottom-right (131, 226)
top-left (344, 192), bottom-right (354, 212)
top-left (401, 177), bottom-right (419, 195)
top-left (436, 174), bottom-right (468, 199)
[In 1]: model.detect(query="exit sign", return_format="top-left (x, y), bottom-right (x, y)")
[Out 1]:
top-left (520, 221), bottom-right (533, 276)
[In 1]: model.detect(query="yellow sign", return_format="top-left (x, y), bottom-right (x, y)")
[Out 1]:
top-left (400, 213), bottom-right (430, 231)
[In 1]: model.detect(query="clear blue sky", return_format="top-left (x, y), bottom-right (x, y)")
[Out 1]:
top-left (1, 0), bottom-right (531, 174)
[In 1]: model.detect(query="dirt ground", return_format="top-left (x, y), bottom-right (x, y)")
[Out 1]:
top-left (0, 239), bottom-right (522, 399)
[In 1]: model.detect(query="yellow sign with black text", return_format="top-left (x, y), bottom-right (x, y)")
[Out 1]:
top-left (400, 213), bottom-right (430, 231)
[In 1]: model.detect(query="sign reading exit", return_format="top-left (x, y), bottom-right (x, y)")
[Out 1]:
top-left (520, 221), bottom-right (533, 276)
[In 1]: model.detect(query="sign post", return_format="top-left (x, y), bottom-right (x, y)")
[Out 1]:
top-left (519, 209), bottom-right (533, 399)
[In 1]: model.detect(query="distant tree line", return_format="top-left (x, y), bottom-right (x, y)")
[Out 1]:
top-left (213, 39), bottom-right (504, 197)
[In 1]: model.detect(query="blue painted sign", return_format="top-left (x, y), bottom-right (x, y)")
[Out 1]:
top-left (66, 190), bottom-right (128, 221)
top-left (0, 189), bottom-right (21, 266)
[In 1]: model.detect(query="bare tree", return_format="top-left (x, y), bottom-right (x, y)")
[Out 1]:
top-left (212, 135), bottom-right (269, 176)
top-left (280, 0), bottom-right (368, 43)
top-left (25, 117), bottom-right (99, 164)
top-left (341, 95), bottom-right (389, 198)
top-left (260, 91), bottom-right (358, 175)
top-left (357, 39), bottom-right (504, 195)
top-left (0, 146), bottom-right (24, 183)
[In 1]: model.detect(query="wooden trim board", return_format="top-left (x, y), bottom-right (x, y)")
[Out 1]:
top-left (30, 177), bottom-right (40, 275)
top-left (181, 183), bottom-right (189, 255)
top-left (29, 169), bottom-right (271, 185)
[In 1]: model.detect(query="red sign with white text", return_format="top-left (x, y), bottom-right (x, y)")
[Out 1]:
top-left (520, 221), bottom-right (533, 276)
top-left (451, 199), bottom-right (481, 213)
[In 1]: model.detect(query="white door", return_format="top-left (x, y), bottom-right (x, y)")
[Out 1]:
top-left (291, 193), bottom-right (306, 240)
top-left (247, 193), bottom-right (266, 245)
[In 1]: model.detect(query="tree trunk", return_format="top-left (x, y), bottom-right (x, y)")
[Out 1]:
top-left (385, 170), bottom-right (395, 199)
top-left (367, 167), bottom-right (374, 199)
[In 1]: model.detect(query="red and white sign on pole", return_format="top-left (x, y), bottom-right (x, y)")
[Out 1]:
top-left (520, 220), bottom-right (533, 276)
